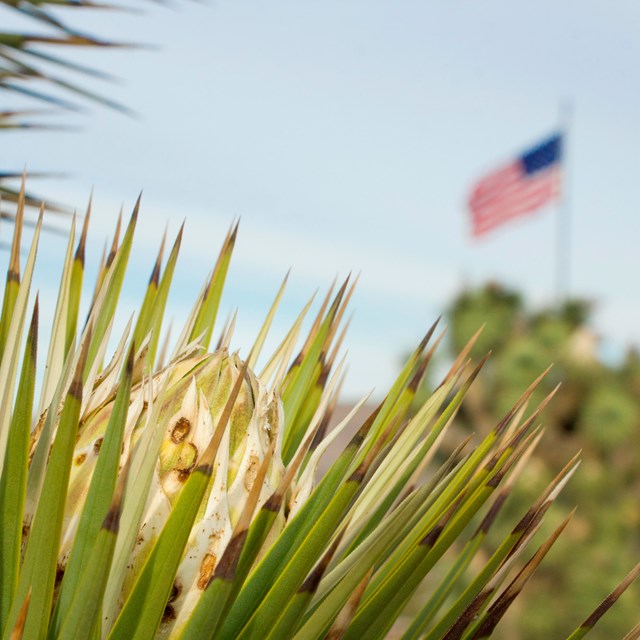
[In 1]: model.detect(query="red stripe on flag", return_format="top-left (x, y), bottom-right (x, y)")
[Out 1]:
top-left (468, 163), bottom-right (560, 237)
top-left (472, 174), bottom-right (556, 220)
top-left (470, 162), bottom-right (522, 201)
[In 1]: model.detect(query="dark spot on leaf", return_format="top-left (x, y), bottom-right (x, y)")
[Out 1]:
top-left (161, 604), bottom-right (175, 623)
top-left (176, 443), bottom-right (198, 481)
top-left (171, 417), bottom-right (191, 444)
top-left (177, 468), bottom-right (194, 482)
top-left (55, 564), bottom-right (65, 587)
top-left (168, 580), bottom-right (181, 603)
top-left (93, 437), bottom-right (103, 455)
top-left (75, 453), bottom-right (87, 465)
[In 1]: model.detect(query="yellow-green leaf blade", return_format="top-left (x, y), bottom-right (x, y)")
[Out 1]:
top-left (3, 342), bottom-right (86, 640)
top-left (50, 343), bottom-right (134, 636)
top-left (0, 300), bottom-right (37, 630)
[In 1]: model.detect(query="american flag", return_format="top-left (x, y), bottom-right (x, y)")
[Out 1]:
top-left (468, 133), bottom-right (562, 237)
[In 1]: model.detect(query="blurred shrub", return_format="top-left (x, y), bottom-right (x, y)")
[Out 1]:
top-left (414, 281), bottom-right (640, 639)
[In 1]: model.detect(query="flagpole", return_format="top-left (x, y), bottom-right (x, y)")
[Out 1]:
top-left (555, 102), bottom-right (572, 304)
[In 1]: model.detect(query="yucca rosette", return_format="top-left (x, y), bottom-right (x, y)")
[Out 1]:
top-left (46, 346), bottom-right (285, 635)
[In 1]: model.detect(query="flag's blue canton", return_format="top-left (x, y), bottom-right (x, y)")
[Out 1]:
top-left (520, 134), bottom-right (562, 175)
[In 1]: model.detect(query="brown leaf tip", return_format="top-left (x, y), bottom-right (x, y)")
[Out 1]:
top-left (351, 404), bottom-right (382, 448)
top-left (263, 491), bottom-right (283, 513)
top-left (317, 362), bottom-right (331, 389)
top-left (299, 562), bottom-right (325, 594)
top-left (230, 220), bottom-right (240, 245)
top-left (485, 469), bottom-right (505, 489)
top-left (581, 562), bottom-right (640, 629)
top-left (347, 459), bottom-right (368, 483)
top-left (289, 352), bottom-right (303, 371)
top-left (76, 212), bottom-right (90, 265)
top-left (69, 377), bottom-right (83, 401)
top-left (132, 193), bottom-right (142, 222)
top-left (149, 260), bottom-right (162, 286)
top-left (477, 492), bottom-right (508, 536)
top-left (126, 342), bottom-right (135, 375)
top-left (420, 522), bottom-right (445, 548)
top-left (214, 530), bottom-right (248, 582)
top-left (408, 357), bottom-right (429, 393)
top-left (194, 462), bottom-right (213, 476)
top-left (103, 502), bottom-right (121, 534)
top-left (29, 296), bottom-right (39, 362)
top-left (512, 505), bottom-right (542, 537)
top-left (417, 316), bottom-right (440, 353)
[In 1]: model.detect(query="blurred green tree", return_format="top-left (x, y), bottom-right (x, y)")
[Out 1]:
top-left (431, 282), bottom-right (640, 639)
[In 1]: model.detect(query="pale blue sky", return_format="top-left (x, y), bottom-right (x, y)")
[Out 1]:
top-left (5, 1), bottom-right (640, 398)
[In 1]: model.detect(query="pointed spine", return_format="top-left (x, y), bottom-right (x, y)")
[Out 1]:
top-left (0, 177), bottom-right (24, 360)
top-left (65, 199), bottom-right (90, 354)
